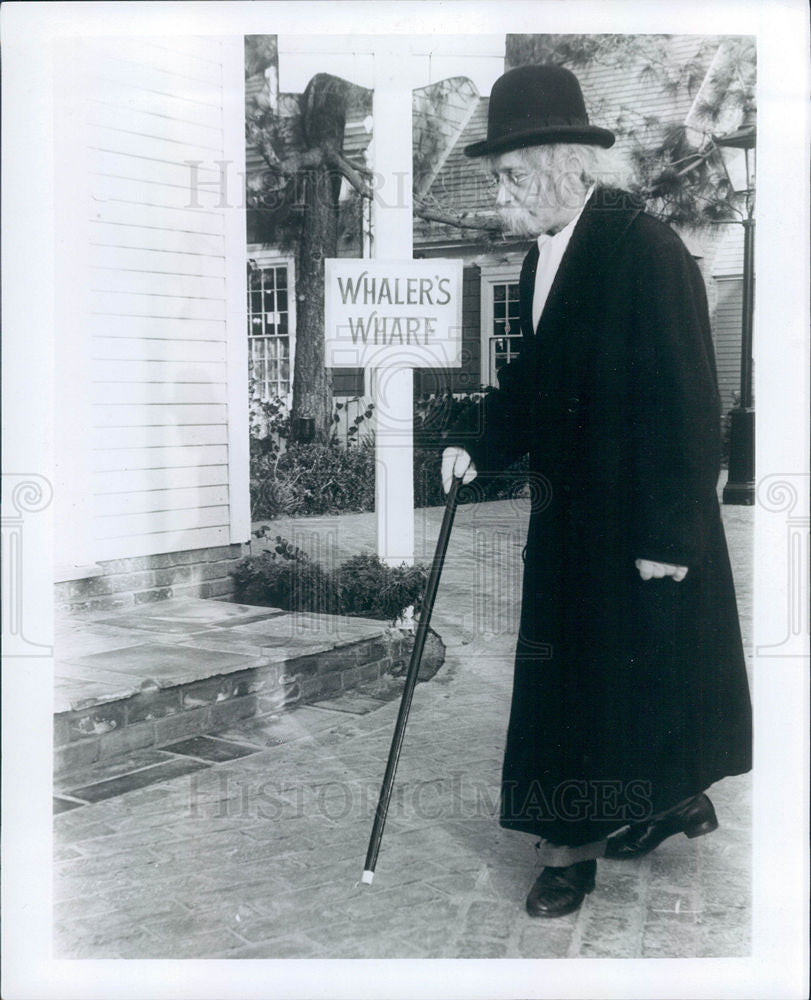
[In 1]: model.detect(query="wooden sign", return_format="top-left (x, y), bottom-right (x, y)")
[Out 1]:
top-left (325, 259), bottom-right (462, 369)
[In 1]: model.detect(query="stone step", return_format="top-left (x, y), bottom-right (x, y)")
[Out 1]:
top-left (54, 597), bottom-right (444, 776)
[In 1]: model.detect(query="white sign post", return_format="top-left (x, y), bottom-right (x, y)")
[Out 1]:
top-left (325, 45), bottom-right (462, 566)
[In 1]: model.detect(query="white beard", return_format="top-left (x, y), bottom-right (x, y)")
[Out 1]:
top-left (498, 207), bottom-right (540, 238)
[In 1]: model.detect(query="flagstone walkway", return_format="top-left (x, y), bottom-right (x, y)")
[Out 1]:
top-left (53, 485), bottom-right (752, 959)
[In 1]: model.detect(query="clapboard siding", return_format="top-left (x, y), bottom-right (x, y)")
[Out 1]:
top-left (111, 35), bottom-right (226, 68)
top-left (91, 292), bottom-right (227, 322)
top-left (94, 525), bottom-right (232, 557)
top-left (85, 99), bottom-right (225, 150)
top-left (711, 223), bottom-right (745, 278)
top-left (91, 172), bottom-right (227, 212)
top-left (93, 423), bottom-right (228, 450)
top-left (94, 485), bottom-right (230, 518)
top-left (95, 506), bottom-right (231, 541)
top-left (64, 35), bottom-right (246, 562)
top-left (713, 278), bottom-right (744, 413)
top-left (85, 52), bottom-right (224, 108)
top-left (90, 217), bottom-right (225, 256)
top-left (89, 245), bottom-right (226, 278)
top-left (86, 122), bottom-right (227, 168)
top-left (93, 464), bottom-right (229, 495)
top-left (88, 148), bottom-right (222, 193)
top-left (90, 269), bottom-right (226, 299)
top-left (90, 199), bottom-right (226, 237)
top-left (91, 380), bottom-right (229, 405)
top-left (93, 445), bottom-right (229, 472)
top-left (83, 36), bottom-right (225, 83)
top-left (91, 338), bottom-right (227, 363)
top-left (94, 404), bottom-right (228, 426)
top-left (84, 81), bottom-right (224, 130)
top-left (91, 358), bottom-right (227, 382)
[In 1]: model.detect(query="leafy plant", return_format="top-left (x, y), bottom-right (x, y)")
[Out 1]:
top-left (231, 539), bottom-right (429, 624)
top-left (251, 438), bottom-right (376, 519)
top-left (336, 554), bottom-right (428, 622)
top-left (230, 535), bottom-right (340, 613)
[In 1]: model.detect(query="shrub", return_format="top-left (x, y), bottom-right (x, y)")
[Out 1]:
top-left (251, 438), bottom-right (376, 519)
top-left (337, 553), bottom-right (428, 621)
top-left (230, 535), bottom-right (340, 613)
top-left (231, 538), bottom-right (428, 624)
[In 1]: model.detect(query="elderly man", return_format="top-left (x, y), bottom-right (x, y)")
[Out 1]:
top-left (441, 65), bottom-right (752, 918)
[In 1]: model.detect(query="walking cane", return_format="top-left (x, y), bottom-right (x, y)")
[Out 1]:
top-left (360, 474), bottom-right (463, 885)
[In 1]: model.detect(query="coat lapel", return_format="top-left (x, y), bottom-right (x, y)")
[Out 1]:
top-left (518, 241), bottom-right (540, 343)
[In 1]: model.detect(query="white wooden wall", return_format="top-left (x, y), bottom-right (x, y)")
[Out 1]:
top-left (711, 224), bottom-right (746, 415)
top-left (54, 36), bottom-right (248, 568)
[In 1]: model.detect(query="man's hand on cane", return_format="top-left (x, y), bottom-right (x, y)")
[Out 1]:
top-left (442, 447), bottom-right (477, 493)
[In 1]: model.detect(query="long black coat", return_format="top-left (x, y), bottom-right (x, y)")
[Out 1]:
top-left (444, 188), bottom-right (752, 846)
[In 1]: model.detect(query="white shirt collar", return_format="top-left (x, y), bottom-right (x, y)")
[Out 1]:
top-left (536, 184), bottom-right (595, 250)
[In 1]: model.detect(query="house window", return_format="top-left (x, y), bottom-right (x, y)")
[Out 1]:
top-left (490, 281), bottom-right (522, 379)
top-left (479, 257), bottom-right (524, 387)
top-left (247, 258), bottom-right (294, 400)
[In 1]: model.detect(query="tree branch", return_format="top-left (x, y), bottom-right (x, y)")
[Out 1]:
top-left (261, 145), bottom-right (326, 176)
top-left (325, 150), bottom-right (373, 198)
top-left (414, 199), bottom-right (503, 233)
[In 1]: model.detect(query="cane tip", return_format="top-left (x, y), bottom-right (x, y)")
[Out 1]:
top-left (361, 870), bottom-right (374, 885)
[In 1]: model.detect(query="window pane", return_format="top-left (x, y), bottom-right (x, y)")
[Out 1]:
top-left (493, 284), bottom-right (505, 301)
top-left (508, 283), bottom-right (519, 298)
top-left (246, 262), bottom-right (292, 396)
top-left (493, 300), bottom-right (506, 319)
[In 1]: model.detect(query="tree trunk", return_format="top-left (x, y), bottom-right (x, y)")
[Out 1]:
top-left (289, 73), bottom-right (355, 445)
top-left (291, 162), bottom-right (339, 444)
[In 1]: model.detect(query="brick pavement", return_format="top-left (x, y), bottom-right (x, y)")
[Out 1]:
top-left (54, 484), bottom-right (752, 959)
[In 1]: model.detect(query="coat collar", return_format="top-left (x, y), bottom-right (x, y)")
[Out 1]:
top-left (518, 186), bottom-right (645, 344)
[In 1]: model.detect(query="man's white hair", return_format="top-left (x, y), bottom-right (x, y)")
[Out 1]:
top-left (487, 142), bottom-right (630, 191)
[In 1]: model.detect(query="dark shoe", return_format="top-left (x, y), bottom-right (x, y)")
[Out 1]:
top-left (525, 860), bottom-right (596, 918)
top-left (605, 793), bottom-right (719, 860)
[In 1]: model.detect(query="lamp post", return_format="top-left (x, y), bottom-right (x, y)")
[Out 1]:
top-left (715, 115), bottom-right (756, 505)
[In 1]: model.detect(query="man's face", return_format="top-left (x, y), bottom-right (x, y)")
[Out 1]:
top-left (488, 149), bottom-right (581, 237)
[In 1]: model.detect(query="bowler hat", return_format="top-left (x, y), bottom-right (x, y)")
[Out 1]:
top-left (464, 64), bottom-right (615, 157)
